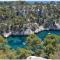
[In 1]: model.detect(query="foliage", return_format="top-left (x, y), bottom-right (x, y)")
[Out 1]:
top-left (26, 34), bottom-right (42, 50)
top-left (0, 35), bottom-right (6, 43)
top-left (43, 34), bottom-right (60, 58)
top-left (16, 48), bottom-right (33, 59)
top-left (0, 34), bottom-right (59, 59)
top-left (0, 1), bottom-right (60, 59)
top-left (0, 1), bottom-right (60, 32)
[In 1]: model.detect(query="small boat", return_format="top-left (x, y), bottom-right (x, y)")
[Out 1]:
top-left (48, 32), bottom-right (51, 34)
top-left (23, 42), bottom-right (26, 45)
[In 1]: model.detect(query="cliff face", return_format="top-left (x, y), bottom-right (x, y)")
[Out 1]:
top-left (0, 1), bottom-right (60, 34)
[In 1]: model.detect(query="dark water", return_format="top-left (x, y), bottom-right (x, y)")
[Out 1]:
top-left (7, 30), bottom-right (60, 48)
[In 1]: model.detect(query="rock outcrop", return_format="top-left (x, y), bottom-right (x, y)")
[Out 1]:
top-left (26, 56), bottom-right (52, 60)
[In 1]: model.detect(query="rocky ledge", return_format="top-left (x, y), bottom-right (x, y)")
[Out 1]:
top-left (2, 22), bottom-right (60, 38)
top-left (3, 25), bottom-right (44, 37)
top-left (26, 56), bottom-right (52, 60)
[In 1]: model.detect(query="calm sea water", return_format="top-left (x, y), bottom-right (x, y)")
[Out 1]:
top-left (7, 30), bottom-right (60, 48)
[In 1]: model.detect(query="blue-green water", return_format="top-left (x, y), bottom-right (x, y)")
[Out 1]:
top-left (37, 30), bottom-right (60, 40)
top-left (7, 30), bottom-right (60, 48)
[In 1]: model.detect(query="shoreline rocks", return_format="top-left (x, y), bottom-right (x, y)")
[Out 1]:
top-left (26, 56), bottom-right (52, 60)
top-left (3, 25), bottom-right (44, 37)
top-left (2, 23), bottom-right (60, 38)
top-left (3, 32), bottom-right (12, 38)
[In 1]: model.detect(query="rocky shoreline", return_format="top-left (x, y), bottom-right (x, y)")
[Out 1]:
top-left (3, 28), bottom-right (60, 38)
top-left (2, 26), bottom-right (45, 37)
top-left (2, 22), bottom-right (60, 38)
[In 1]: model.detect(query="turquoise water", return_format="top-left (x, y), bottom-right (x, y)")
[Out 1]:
top-left (7, 30), bottom-right (60, 48)
top-left (7, 35), bottom-right (28, 48)
top-left (37, 30), bottom-right (60, 40)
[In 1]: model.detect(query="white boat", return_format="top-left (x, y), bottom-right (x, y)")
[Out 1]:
top-left (48, 32), bottom-right (51, 34)
top-left (23, 42), bottom-right (26, 45)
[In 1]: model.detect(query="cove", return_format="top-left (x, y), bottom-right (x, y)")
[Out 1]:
top-left (6, 30), bottom-right (60, 48)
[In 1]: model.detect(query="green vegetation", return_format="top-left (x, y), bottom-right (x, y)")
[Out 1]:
top-left (43, 34), bottom-right (60, 58)
top-left (0, 1), bottom-right (60, 59)
top-left (26, 34), bottom-right (41, 50)
top-left (0, 34), bottom-right (60, 59)
top-left (0, 35), bottom-right (6, 43)
top-left (0, 1), bottom-right (60, 33)
top-left (16, 48), bottom-right (33, 59)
